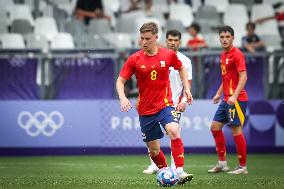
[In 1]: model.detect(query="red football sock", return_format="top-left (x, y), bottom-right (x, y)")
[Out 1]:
top-left (212, 130), bottom-right (226, 161)
top-left (171, 138), bottom-right (184, 168)
top-left (150, 150), bottom-right (168, 169)
top-left (233, 134), bottom-right (247, 167)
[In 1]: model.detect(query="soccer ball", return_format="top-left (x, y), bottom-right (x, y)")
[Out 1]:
top-left (156, 167), bottom-right (179, 187)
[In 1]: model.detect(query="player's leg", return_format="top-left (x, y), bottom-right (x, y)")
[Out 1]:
top-left (170, 119), bottom-right (181, 170)
top-left (161, 107), bottom-right (193, 185)
top-left (208, 101), bottom-right (229, 173)
top-left (147, 139), bottom-right (167, 169)
top-left (143, 148), bottom-right (159, 174)
top-left (227, 125), bottom-right (248, 174)
top-left (139, 113), bottom-right (167, 170)
top-left (227, 101), bottom-right (248, 174)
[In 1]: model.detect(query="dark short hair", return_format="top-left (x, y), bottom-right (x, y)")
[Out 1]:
top-left (166, 29), bottom-right (181, 39)
top-left (246, 22), bottom-right (256, 30)
top-left (188, 23), bottom-right (201, 33)
top-left (139, 22), bottom-right (158, 35)
top-left (219, 25), bottom-right (234, 36)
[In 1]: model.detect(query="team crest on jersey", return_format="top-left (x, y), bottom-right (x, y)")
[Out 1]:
top-left (226, 58), bottom-right (229, 65)
top-left (160, 61), bottom-right (165, 67)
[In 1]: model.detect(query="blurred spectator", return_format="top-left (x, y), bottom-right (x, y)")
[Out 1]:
top-left (255, 11), bottom-right (284, 24)
top-left (74, 0), bottom-right (111, 25)
top-left (120, 0), bottom-right (152, 16)
top-left (255, 2), bottom-right (284, 24)
top-left (186, 23), bottom-right (207, 50)
top-left (242, 22), bottom-right (265, 53)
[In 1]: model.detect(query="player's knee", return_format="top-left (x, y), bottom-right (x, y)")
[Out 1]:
top-left (149, 148), bottom-right (160, 157)
top-left (231, 126), bottom-right (243, 136)
top-left (166, 125), bottom-right (180, 139)
top-left (211, 121), bottom-right (223, 131)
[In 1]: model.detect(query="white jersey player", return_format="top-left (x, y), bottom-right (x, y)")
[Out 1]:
top-left (143, 29), bottom-right (192, 174)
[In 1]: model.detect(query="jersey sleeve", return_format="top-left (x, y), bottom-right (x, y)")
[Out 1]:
top-left (235, 52), bottom-right (246, 72)
top-left (119, 56), bottom-right (135, 80)
top-left (170, 51), bottom-right (182, 70)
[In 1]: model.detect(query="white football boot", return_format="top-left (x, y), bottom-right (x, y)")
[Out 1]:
top-left (176, 170), bottom-right (193, 185)
top-left (208, 161), bottom-right (230, 173)
top-left (227, 165), bottom-right (248, 174)
top-left (143, 164), bottom-right (159, 174)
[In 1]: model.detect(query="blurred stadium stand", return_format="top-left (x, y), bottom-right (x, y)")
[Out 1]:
top-left (0, 0), bottom-right (283, 100)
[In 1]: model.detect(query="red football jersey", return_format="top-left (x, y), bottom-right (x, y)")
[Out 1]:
top-left (120, 47), bottom-right (182, 115)
top-left (220, 47), bottom-right (248, 101)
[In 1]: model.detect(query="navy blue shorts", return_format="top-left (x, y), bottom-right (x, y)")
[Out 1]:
top-left (213, 100), bottom-right (247, 127)
top-left (139, 106), bottom-right (179, 142)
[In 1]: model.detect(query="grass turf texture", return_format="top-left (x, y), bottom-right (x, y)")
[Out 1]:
top-left (0, 154), bottom-right (283, 189)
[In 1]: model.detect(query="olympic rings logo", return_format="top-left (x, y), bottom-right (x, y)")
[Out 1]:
top-left (18, 111), bottom-right (64, 137)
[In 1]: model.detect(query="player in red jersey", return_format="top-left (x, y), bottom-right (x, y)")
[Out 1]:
top-left (116, 22), bottom-right (193, 185)
top-left (208, 26), bottom-right (249, 174)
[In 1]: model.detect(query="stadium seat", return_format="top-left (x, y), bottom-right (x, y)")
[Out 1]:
top-left (180, 32), bottom-right (192, 48)
top-left (23, 0), bottom-right (47, 13)
top-left (88, 19), bottom-right (112, 35)
top-left (262, 0), bottom-right (284, 5)
top-left (25, 33), bottom-right (49, 49)
top-left (56, 0), bottom-right (77, 16)
top-left (261, 34), bottom-right (283, 51)
top-left (135, 17), bottom-right (163, 40)
top-left (115, 17), bottom-right (136, 34)
top-left (103, 33), bottom-right (133, 50)
top-left (165, 19), bottom-right (186, 33)
top-left (152, 4), bottom-right (170, 14)
top-left (152, 0), bottom-right (168, 6)
top-left (50, 33), bottom-right (75, 49)
top-left (251, 4), bottom-right (281, 37)
top-left (6, 4), bottom-right (34, 27)
top-left (195, 5), bottom-right (221, 27)
top-left (0, 0), bottom-right (14, 9)
top-left (85, 34), bottom-right (113, 49)
top-left (169, 3), bottom-right (194, 27)
top-left (191, 0), bottom-right (202, 13)
top-left (223, 4), bottom-right (249, 47)
top-left (64, 19), bottom-right (87, 48)
top-left (41, 4), bottom-right (54, 17)
top-left (34, 17), bottom-right (58, 41)
top-left (11, 19), bottom-right (33, 35)
top-left (102, 0), bottom-right (120, 13)
top-left (0, 33), bottom-right (25, 49)
top-left (203, 33), bottom-right (220, 48)
top-left (0, 19), bottom-right (8, 34)
top-left (204, 0), bottom-right (229, 13)
top-left (230, 0), bottom-right (254, 12)
top-left (199, 23), bottom-right (216, 35)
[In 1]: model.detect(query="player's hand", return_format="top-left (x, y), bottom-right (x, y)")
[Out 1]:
top-left (184, 89), bottom-right (193, 105)
top-left (176, 101), bottom-right (186, 112)
top-left (227, 95), bottom-right (237, 105)
top-left (120, 97), bottom-right (132, 112)
top-left (212, 94), bottom-right (221, 104)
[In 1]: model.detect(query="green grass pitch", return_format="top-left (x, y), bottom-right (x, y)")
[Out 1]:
top-left (0, 154), bottom-right (283, 189)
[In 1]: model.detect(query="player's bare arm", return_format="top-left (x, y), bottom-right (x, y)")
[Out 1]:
top-left (178, 66), bottom-right (192, 103)
top-left (116, 76), bottom-right (132, 112)
top-left (227, 71), bottom-right (247, 105)
top-left (176, 80), bottom-right (192, 112)
top-left (213, 83), bottom-right (223, 104)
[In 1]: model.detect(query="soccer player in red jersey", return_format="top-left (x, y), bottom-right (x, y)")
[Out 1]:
top-left (116, 22), bottom-right (193, 185)
top-left (208, 26), bottom-right (248, 174)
